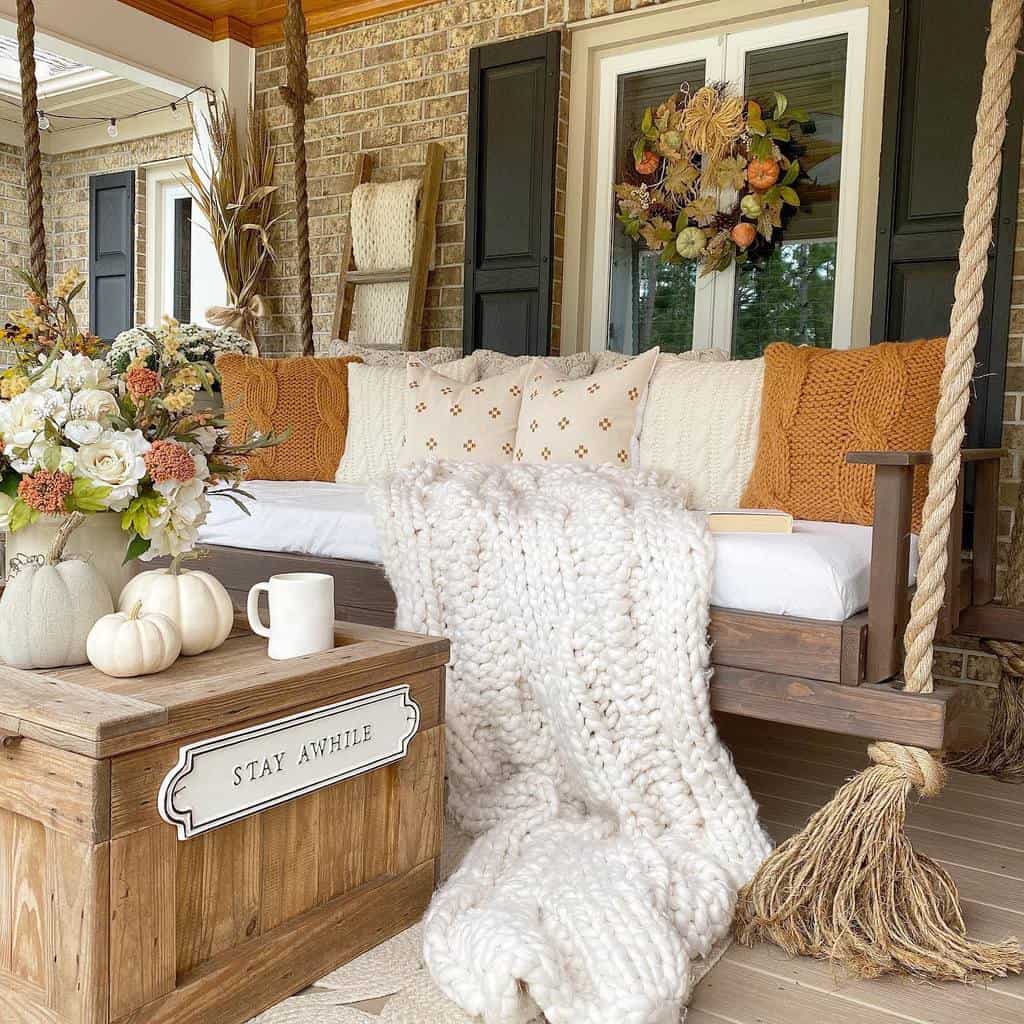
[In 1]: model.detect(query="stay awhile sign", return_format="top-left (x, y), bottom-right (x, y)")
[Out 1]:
top-left (159, 685), bottom-right (421, 840)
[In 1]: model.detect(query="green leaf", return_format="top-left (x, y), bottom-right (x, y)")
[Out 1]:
top-left (120, 492), bottom-right (163, 537)
top-left (632, 137), bottom-right (646, 166)
top-left (770, 126), bottom-right (791, 142)
top-left (787, 108), bottom-right (809, 124)
top-left (773, 92), bottom-right (788, 119)
top-left (782, 160), bottom-right (800, 186)
top-left (41, 445), bottom-right (61, 473)
top-left (123, 533), bottom-right (152, 564)
top-left (7, 499), bottom-right (38, 533)
top-left (748, 118), bottom-right (768, 136)
top-left (750, 136), bottom-right (773, 160)
top-left (747, 100), bottom-right (762, 122)
top-left (641, 107), bottom-right (653, 133)
top-left (0, 472), bottom-right (21, 499)
top-left (779, 186), bottom-right (801, 207)
top-left (68, 477), bottom-right (113, 514)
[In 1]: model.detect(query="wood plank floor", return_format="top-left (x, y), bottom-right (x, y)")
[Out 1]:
top-left (695, 715), bottom-right (1024, 1024)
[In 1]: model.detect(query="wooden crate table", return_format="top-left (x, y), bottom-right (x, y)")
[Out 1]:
top-left (0, 618), bottom-right (447, 1024)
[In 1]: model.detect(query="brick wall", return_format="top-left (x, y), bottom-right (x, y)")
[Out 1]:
top-left (42, 129), bottom-right (194, 330)
top-left (0, 143), bottom-right (28, 365)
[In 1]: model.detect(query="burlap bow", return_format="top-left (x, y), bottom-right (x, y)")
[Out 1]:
top-left (204, 294), bottom-right (268, 350)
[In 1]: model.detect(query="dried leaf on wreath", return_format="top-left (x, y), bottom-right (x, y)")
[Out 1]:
top-left (684, 194), bottom-right (718, 226)
top-left (664, 160), bottom-right (699, 195)
top-left (639, 217), bottom-right (675, 251)
top-left (714, 156), bottom-right (748, 192)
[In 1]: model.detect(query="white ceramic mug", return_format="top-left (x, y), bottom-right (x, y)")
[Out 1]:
top-left (247, 572), bottom-right (335, 659)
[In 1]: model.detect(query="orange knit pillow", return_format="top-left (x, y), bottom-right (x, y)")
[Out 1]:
top-left (740, 339), bottom-right (945, 532)
top-left (218, 354), bottom-right (362, 482)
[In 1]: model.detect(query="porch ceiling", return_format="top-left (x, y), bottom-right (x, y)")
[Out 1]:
top-left (115, 0), bottom-right (441, 46)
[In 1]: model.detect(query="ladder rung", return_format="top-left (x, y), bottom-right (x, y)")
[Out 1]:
top-left (346, 269), bottom-right (411, 285)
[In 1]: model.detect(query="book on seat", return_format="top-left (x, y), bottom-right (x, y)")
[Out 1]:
top-left (706, 509), bottom-right (794, 534)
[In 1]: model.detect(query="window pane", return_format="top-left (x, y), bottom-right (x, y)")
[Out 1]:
top-left (608, 61), bottom-right (705, 354)
top-left (732, 34), bottom-right (848, 358)
top-left (172, 196), bottom-right (192, 324)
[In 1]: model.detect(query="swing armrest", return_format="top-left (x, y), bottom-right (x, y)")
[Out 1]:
top-left (845, 450), bottom-right (929, 683)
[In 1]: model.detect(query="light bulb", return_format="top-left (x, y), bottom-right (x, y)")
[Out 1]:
top-left (37, 110), bottom-right (49, 131)
top-left (170, 102), bottom-right (183, 121)
top-left (107, 118), bottom-right (118, 138)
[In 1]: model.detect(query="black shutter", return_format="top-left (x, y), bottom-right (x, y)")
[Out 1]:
top-left (871, 0), bottom-right (1024, 449)
top-left (89, 170), bottom-right (135, 340)
top-left (463, 31), bottom-right (560, 357)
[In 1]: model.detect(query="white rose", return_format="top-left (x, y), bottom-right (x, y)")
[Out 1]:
top-left (65, 419), bottom-right (103, 445)
top-left (55, 353), bottom-right (113, 392)
top-left (7, 438), bottom-right (75, 475)
top-left (0, 390), bottom-right (48, 449)
top-left (71, 388), bottom-right (119, 425)
top-left (75, 428), bottom-right (150, 511)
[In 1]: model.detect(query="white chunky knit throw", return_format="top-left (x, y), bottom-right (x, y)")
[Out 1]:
top-left (370, 462), bottom-right (771, 1024)
top-left (349, 178), bottom-right (420, 347)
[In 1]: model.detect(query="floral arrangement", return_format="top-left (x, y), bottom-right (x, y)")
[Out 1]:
top-left (108, 321), bottom-right (254, 375)
top-left (0, 268), bottom-right (277, 562)
top-left (615, 84), bottom-right (810, 275)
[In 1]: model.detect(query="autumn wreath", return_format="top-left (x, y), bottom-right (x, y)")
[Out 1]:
top-left (615, 84), bottom-right (810, 275)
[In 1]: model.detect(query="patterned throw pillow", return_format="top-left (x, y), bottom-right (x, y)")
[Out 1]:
top-left (475, 349), bottom-right (596, 380)
top-left (218, 354), bottom-right (362, 482)
top-left (326, 341), bottom-right (465, 368)
top-left (400, 363), bottom-right (529, 465)
top-left (513, 348), bottom-right (659, 467)
top-left (594, 348), bottom-right (727, 373)
top-left (740, 339), bottom-right (945, 531)
top-left (336, 356), bottom-right (479, 484)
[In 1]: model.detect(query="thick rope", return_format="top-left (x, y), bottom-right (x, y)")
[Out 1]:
top-left (902, 0), bottom-right (1023, 693)
top-left (280, 0), bottom-right (314, 356)
top-left (16, 0), bottom-right (46, 289)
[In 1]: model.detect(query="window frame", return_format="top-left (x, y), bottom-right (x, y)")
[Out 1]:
top-left (566, 4), bottom-right (874, 357)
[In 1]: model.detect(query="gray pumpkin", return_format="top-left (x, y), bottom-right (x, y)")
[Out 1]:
top-left (0, 514), bottom-right (114, 669)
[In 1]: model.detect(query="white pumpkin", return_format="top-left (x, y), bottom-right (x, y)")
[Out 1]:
top-left (118, 568), bottom-right (233, 656)
top-left (86, 601), bottom-right (181, 678)
top-left (0, 559), bottom-right (113, 669)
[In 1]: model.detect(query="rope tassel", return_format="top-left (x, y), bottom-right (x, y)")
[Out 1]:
top-left (947, 642), bottom-right (1024, 783)
top-left (734, 743), bottom-right (1024, 980)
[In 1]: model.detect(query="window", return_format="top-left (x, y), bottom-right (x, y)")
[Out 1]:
top-left (584, 9), bottom-right (868, 358)
top-left (172, 196), bottom-right (192, 323)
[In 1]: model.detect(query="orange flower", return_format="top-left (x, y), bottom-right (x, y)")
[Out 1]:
top-left (18, 470), bottom-right (74, 516)
top-left (144, 439), bottom-right (196, 484)
top-left (125, 365), bottom-right (162, 400)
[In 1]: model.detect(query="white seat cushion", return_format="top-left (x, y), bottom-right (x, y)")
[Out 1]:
top-left (199, 482), bottom-right (918, 622)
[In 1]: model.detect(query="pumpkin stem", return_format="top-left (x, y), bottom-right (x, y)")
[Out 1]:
top-left (168, 548), bottom-right (207, 576)
top-left (169, 554), bottom-right (184, 576)
top-left (127, 600), bottom-right (144, 621)
top-left (47, 512), bottom-right (87, 565)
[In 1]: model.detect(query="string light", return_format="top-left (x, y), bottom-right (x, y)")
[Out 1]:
top-left (107, 118), bottom-right (118, 138)
top-left (36, 110), bottom-right (49, 131)
top-left (170, 101), bottom-right (182, 121)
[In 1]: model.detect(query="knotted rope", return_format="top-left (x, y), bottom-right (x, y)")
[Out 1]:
top-left (16, 0), bottom-right (46, 289)
top-left (902, 0), bottom-right (1023, 694)
top-left (279, 0), bottom-right (315, 356)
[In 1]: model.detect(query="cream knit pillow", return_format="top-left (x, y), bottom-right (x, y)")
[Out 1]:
top-left (326, 341), bottom-right (464, 367)
top-left (594, 348), bottom-right (727, 372)
top-left (513, 348), bottom-right (659, 467)
top-left (476, 349), bottom-right (596, 380)
top-left (336, 356), bottom-right (479, 483)
top-left (638, 357), bottom-right (764, 509)
top-left (401, 363), bottom-right (529, 465)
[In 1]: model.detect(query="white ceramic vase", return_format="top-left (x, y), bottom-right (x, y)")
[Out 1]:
top-left (5, 512), bottom-right (136, 602)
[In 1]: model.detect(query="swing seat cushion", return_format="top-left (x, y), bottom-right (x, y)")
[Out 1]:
top-left (198, 480), bottom-right (918, 621)
top-left (741, 338), bottom-right (946, 532)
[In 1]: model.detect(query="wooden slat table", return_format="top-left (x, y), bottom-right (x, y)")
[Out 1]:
top-left (0, 618), bottom-right (448, 1024)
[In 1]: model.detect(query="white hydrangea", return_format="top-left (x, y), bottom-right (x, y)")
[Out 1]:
top-left (140, 479), bottom-right (210, 559)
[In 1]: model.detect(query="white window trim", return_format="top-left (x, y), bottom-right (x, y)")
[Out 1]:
top-left (565, 2), bottom-right (875, 356)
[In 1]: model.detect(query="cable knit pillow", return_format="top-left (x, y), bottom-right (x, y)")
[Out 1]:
top-left (740, 339), bottom-right (945, 531)
top-left (336, 356), bottom-right (479, 483)
top-left (476, 349), bottom-right (596, 380)
top-left (594, 348), bottom-right (728, 372)
top-left (513, 347), bottom-right (659, 466)
top-left (638, 357), bottom-right (764, 509)
top-left (218, 354), bottom-right (361, 482)
top-left (400, 363), bottom-right (529, 465)
top-left (325, 341), bottom-right (464, 367)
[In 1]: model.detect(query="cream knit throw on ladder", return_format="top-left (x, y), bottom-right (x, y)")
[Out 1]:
top-left (370, 462), bottom-right (771, 1024)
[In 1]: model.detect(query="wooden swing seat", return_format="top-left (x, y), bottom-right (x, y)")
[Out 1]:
top-left (192, 448), bottom-right (1019, 750)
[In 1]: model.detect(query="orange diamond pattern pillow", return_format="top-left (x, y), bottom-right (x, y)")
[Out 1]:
top-left (218, 354), bottom-right (362, 482)
top-left (740, 339), bottom-right (945, 532)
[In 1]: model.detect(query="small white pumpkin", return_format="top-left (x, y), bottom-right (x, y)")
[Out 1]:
top-left (87, 601), bottom-right (181, 678)
top-left (118, 565), bottom-right (233, 656)
top-left (0, 558), bottom-right (113, 669)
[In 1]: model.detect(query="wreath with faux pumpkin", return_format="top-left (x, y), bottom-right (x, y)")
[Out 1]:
top-left (615, 83), bottom-right (811, 275)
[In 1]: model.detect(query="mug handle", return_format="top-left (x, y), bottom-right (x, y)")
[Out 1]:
top-left (247, 582), bottom-right (271, 638)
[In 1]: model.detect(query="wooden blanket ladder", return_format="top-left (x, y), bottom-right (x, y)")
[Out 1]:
top-left (328, 142), bottom-right (444, 353)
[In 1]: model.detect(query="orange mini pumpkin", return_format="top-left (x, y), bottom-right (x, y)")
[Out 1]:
top-left (731, 222), bottom-right (757, 249)
top-left (634, 151), bottom-right (660, 176)
top-left (747, 158), bottom-right (780, 190)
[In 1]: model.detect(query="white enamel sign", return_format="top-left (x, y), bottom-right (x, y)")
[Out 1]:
top-left (159, 685), bottom-right (421, 840)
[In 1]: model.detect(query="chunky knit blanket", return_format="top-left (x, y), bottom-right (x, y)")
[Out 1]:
top-left (370, 462), bottom-right (771, 1024)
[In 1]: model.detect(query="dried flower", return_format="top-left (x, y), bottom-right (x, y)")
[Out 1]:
top-left (162, 389), bottom-right (195, 413)
top-left (0, 370), bottom-right (29, 399)
top-left (144, 439), bottom-right (196, 484)
top-left (18, 469), bottom-right (74, 515)
top-left (125, 366), bottom-right (162, 400)
top-left (53, 266), bottom-right (82, 300)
